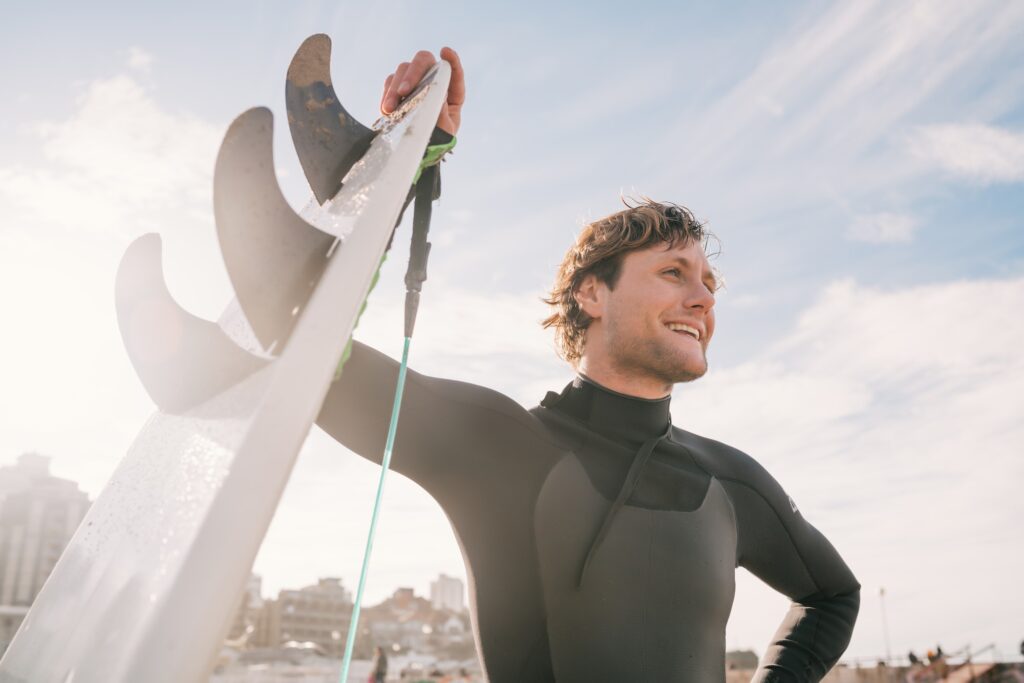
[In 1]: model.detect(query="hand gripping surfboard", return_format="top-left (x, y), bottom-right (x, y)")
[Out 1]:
top-left (0, 35), bottom-right (450, 683)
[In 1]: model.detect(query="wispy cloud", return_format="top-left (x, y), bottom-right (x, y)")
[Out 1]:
top-left (33, 75), bottom-right (218, 217)
top-left (654, 0), bottom-right (1024, 214)
top-left (847, 212), bottom-right (918, 243)
top-left (126, 47), bottom-right (154, 73)
top-left (908, 123), bottom-right (1024, 184)
top-left (0, 73), bottom-right (219, 242)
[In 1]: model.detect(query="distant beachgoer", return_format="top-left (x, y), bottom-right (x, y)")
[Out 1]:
top-left (369, 645), bottom-right (388, 683)
top-left (908, 650), bottom-right (920, 665)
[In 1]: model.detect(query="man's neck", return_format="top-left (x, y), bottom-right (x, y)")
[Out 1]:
top-left (575, 359), bottom-right (671, 400)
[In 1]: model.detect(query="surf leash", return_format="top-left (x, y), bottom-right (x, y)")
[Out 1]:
top-left (338, 133), bottom-right (452, 683)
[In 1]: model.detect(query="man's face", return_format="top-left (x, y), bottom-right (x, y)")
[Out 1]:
top-left (580, 240), bottom-right (717, 388)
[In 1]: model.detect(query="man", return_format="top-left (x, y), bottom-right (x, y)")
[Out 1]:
top-left (317, 49), bottom-right (859, 682)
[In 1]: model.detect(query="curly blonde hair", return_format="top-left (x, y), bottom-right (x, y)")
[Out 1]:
top-left (541, 198), bottom-right (715, 366)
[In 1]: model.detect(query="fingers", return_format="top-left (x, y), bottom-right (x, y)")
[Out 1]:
top-left (440, 47), bottom-right (465, 107)
top-left (379, 47), bottom-right (466, 136)
top-left (380, 73), bottom-right (395, 114)
top-left (439, 47), bottom-right (465, 134)
top-left (381, 50), bottom-right (437, 114)
top-left (402, 50), bottom-right (438, 95)
top-left (381, 61), bottom-right (410, 114)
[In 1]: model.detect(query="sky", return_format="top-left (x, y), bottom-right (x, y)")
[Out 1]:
top-left (1, 0), bottom-right (1023, 665)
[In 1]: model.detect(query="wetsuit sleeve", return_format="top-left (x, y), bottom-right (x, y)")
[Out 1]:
top-left (716, 453), bottom-right (860, 682)
top-left (316, 340), bottom-right (538, 486)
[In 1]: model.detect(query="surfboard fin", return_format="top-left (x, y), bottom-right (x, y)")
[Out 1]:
top-left (286, 33), bottom-right (375, 205)
top-left (213, 107), bottom-right (336, 354)
top-left (115, 234), bottom-right (268, 414)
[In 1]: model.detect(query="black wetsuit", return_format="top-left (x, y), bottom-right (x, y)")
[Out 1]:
top-left (317, 342), bottom-right (860, 682)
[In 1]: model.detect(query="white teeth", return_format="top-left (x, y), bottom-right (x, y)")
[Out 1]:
top-left (666, 323), bottom-right (700, 340)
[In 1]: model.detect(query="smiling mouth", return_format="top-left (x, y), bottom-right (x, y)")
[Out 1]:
top-left (665, 323), bottom-right (700, 341)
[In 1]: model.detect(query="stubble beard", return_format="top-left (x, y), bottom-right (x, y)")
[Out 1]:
top-left (609, 319), bottom-right (709, 387)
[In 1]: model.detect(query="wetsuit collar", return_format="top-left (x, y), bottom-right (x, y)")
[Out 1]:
top-left (542, 374), bottom-right (674, 588)
top-left (541, 374), bottom-right (672, 449)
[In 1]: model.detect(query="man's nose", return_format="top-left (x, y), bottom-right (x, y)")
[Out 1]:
top-left (687, 282), bottom-right (715, 310)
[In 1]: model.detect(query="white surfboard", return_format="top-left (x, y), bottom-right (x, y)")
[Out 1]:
top-left (0, 36), bottom-right (449, 683)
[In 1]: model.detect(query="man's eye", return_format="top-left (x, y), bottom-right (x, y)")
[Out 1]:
top-left (662, 268), bottom-right (681, 277)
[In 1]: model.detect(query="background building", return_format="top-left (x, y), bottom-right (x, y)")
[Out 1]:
top-left (0, 453), bottom-right (90, 653)
top-left (429, 573), bottom-right (465, 613)
top-left (258, 577), bottom-right (353, 657)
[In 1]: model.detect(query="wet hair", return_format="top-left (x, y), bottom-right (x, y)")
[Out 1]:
top-left (541, 197), bottom-right (717, 366)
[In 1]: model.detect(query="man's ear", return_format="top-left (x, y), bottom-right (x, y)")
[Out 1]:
top-left (574, 274), bottom-right (606, 320)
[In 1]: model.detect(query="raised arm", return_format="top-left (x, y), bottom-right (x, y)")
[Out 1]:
top-left (319, 341), bottom-right (477, 481)
top-left (701, 443), bottom-right (860, 681)
top-left (316, 340), bottom-right (550, 492)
